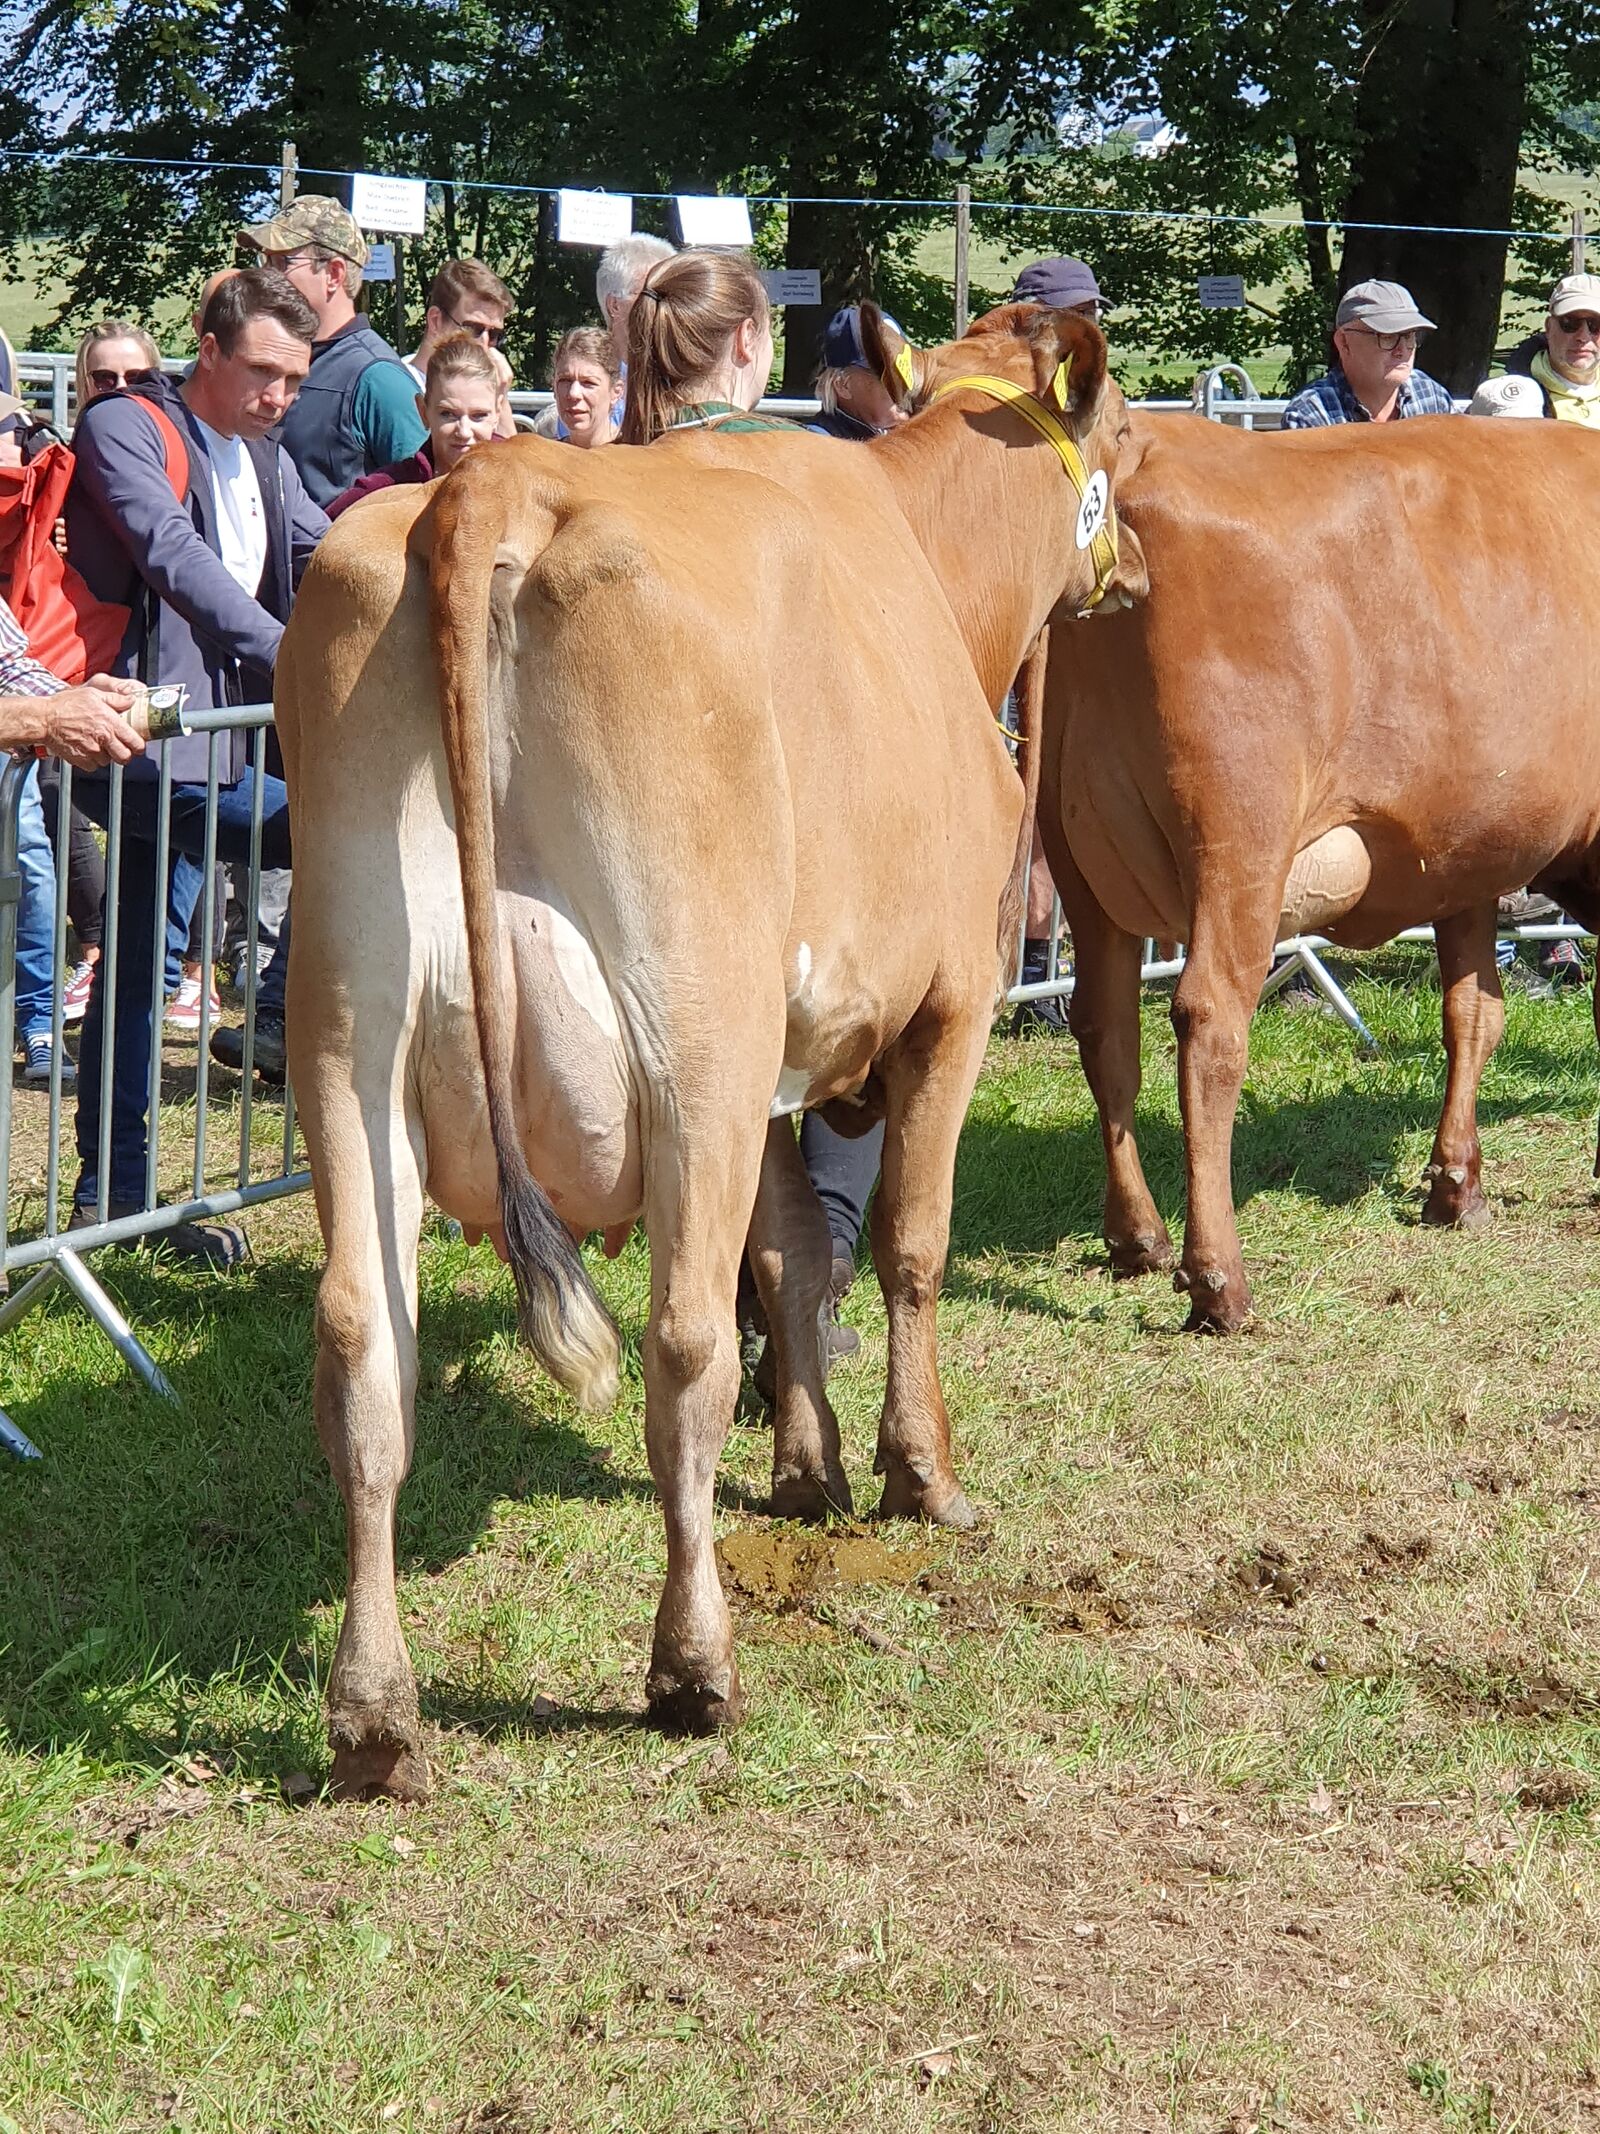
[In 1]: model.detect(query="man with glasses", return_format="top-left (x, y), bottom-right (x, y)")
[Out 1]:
top-left (239, 195), bottom-right (425, 506)
top-left (1505, 272), bottom-right (1600, 427)
top-left (1282, 280), bottom-right (1452, 428)
top-left (403, 258), bottom-right (516, 437)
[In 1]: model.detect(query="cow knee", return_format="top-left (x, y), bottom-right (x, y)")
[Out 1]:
top-left (648, 1305), bottom-right (732, 1398)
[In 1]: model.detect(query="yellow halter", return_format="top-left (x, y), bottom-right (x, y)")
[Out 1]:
top-left (930, 370), bottom-right (1120, 613)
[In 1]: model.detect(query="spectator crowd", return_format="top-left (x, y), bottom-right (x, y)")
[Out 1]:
top-left (0, 206), bottom-right (1592, 1312)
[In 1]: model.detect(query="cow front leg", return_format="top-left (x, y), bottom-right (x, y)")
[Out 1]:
top-left (1171, 903), bottom-right (1276, 1334)
top-left (1065, 893), bottom-right (1175, 1276)
top-left (748, 1120), bottom-right (853, 1521)
top-left (309, 1099), bottom-right (431, 1803)
top-left (1421, 906), bottom-right (1502, 1230)
top-left (643, 1116), bottom-right (767, 1735)
top-left (870, 1002), bottom-right (990, 1528)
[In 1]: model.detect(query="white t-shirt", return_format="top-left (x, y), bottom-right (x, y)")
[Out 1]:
top-left (194, 417), bottom-right (267, 597)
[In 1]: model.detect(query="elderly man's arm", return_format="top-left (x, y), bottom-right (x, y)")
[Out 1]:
top-left (0, 593), bottom-right (145, 769)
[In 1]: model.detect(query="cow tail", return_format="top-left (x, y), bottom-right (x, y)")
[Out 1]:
top-left (997, 625), bottom-right (1049, 984)
top-left (428, 470), bottom-right (622, 1414)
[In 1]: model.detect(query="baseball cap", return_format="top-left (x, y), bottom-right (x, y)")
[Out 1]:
top-left (822, 305), bottom-right (904, 370)
top-left (1011, 257), bottom-right (1102, 311)
top-left (1549, 272), bottom-right (1600, 317)
top-left (1467, 375), bottom-right (1545, 419)
top-left (240, 195), bottom-right (370, 267)
top-left (1335, 279), bottom-right (1434, 334)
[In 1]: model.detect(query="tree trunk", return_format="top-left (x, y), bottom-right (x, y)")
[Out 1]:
top-left (1337, 0), bottom-right (1529, 394)
top-left (780, 189), bottom-right (877, 394)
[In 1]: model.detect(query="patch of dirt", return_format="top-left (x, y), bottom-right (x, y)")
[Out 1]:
top-left (1233, 1541), bottom-right (1309, 1609)
top-left (1416, 1659), bottom-right (1600, 1723)
top-left (1358, 1528), bottom-right (1433, 1574)
top-left (74, 1775), bottom-right (211, 1848)
top-left (917, 1564), bottom-right (1134, 1636)
top-left (716, 1529), bottom-right (935, 1612)
top-left (1516, 1766), bottom-right (1593, 1812)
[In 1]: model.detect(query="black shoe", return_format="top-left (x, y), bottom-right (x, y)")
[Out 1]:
top-left (209, 1012), bottom-right (286, 1084)
top-left (1009, 942), bottom-right (1071, 1036)
top-left (68, 1195), bottom-right (250, 1270)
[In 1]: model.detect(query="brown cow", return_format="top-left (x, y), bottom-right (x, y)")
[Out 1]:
top-left (1035, 407), bottom-right (1600, 1332)
top-left (275, 306), bottom-right (1140, 1799)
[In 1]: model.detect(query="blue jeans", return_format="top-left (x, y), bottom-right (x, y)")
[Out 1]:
top-left (72, 771), bottom-right (291, 1207)
top-left (16, 762), bottom-right (60, 1043)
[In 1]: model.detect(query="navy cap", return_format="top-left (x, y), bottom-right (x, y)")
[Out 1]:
top-left (822, 304), bottom-right (903, 370)
top-left (1010, 256), bottom-right (1102, 311)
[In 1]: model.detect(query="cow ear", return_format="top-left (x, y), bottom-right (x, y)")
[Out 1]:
top-left (860, 302), bottom-right (918, 411)
top-left (1030, 311), bottom-right (1108, 433)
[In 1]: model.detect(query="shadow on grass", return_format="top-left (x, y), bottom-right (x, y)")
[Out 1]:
top-left (419, 1682), bottom-right (643, 1739)
top-left (0, 1243), bottom-right (648, 1774)
top-left (949, 1000), bottom-right (1598, 1288)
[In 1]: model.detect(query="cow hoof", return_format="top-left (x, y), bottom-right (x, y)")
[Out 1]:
top-left (1421, 1187), bottom-right (1493, 1232)
top-left (1108, 1231), bottom-right (1175, 1279)
top-left (646, 1662), bottom-right (746, 1737)
top-left (770, 1465), bottom-right (854, 1522)
top-left (1178, 1270), bottom-right (1251, 1335)
top-left (876, 1463), bottom-right (979, 1529)
top-left (329, 1733), bottom-right (432, 1805)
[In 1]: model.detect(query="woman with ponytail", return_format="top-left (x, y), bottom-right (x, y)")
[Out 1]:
top-left (620, 251), bottom-right (790, 444)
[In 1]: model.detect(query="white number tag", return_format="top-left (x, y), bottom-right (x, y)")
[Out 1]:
top-left (1075, 470), bottom-right (1109, 550)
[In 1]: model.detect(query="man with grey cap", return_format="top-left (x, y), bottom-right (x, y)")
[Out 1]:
top-left (1504, 273), bottom-right (1600, 427)
top-left (1281, 279), bottom-right (1452, 429)
top-left (241, 194), bottom-right (426, 505)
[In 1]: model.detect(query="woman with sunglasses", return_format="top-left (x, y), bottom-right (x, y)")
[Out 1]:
top-left (1504, 272), bottom-right (1600, 427)
top-left (74, 321), bottom-right (161, 413)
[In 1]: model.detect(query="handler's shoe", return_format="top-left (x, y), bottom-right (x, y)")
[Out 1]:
top-left (209, 1011), bottom-right (287, 1085)
top-left (1009, 940), bottom-right (1071, 1036)
top-left (67, 1195), bottom-right (249, 1271)
top-left (1541, 937), bottom-right (1589, 991)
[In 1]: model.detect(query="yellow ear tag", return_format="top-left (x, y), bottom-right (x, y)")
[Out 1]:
top-left (894, 346), bottom-right (915, 391)
top-left (1050, 357), bottom-right (1072, 410)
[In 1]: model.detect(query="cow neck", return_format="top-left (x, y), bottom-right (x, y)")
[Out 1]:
top-left (874, 397), bottom-right (1080, 709)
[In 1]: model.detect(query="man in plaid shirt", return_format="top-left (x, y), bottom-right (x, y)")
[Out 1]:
top-left (1282, 280), bottom-right (1453, 429)
top-left (0, 591), bottom-right (144, 1086)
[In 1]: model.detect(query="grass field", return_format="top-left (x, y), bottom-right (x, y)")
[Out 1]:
top-left (5, 954), bottom-right (1600, 2130)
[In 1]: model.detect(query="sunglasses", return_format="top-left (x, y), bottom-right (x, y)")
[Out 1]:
top-left (89, 366), bottom-right (157, 392)
top-left (444, 309), bottom-right (507, 348)
top-left (1557, 314), bottom-right (1600, 336)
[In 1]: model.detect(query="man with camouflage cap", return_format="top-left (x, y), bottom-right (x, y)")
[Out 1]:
top-left (240, 194), bottom-right (426, 506)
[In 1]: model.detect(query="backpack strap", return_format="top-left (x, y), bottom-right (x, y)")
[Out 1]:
top-left (135, 396), bottom-right (192, 505)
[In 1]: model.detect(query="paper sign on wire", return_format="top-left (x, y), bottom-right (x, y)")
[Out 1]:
top-left (557, 190), bottom-right (634, 247)
top-left (350, 173), bottom-right (428, 235)
top-left (676, 195), bottom-right (754, 247)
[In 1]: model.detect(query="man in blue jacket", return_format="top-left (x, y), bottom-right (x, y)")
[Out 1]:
top-left (241, 195), bottom-right (426, 507)
top-left (65, 268), bottom-right (329, 1264)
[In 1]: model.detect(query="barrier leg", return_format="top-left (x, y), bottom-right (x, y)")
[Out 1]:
top-left (0, 1264), bottom-right (61, 1460)
top-left (1293, 943), bottom-right (1378, 1055)
top-left (54, 1246), bottom-right (177, 1402)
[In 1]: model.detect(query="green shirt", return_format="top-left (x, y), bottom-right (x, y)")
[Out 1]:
top-left (351, 359), bottom-right (428, 466)
top-left (665, 400), bottom-right (799, 436)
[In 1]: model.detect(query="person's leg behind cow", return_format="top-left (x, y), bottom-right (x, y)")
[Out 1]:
top-left (748, 1118), bottom-right (853, 1519)
top-left (1421, 904), bottom-right (1504, 1230)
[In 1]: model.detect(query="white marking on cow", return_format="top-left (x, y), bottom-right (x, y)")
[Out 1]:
top-left (796, 941), bottom-right (813, 987)
top-left (543, 900), bottom-right (622, 1041)
top-left (769, 1065), bottom-right (811, 1119)
top-left (1075, 470), bottom-right (1109, 550)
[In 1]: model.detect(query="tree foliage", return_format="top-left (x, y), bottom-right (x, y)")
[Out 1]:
top-left (1, 0), bottom-right (1597, 392)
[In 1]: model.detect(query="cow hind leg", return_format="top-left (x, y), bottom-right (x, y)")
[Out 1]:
top-left (1066, 892), bottom-right (1174, 1277)
top-left (748, 1120), bottom-right (853, 1521)
top-left (1172, 893), bottom-right (1279, 1334)
top-left (870, 997), bottom-right (990, 1529)
top-left (308, 1078), bottom-right (431, 1804)
top-left (1421, 906), bottom-right (1502, 1230)
top-left (642, 1085), bottom-right (773, 1736)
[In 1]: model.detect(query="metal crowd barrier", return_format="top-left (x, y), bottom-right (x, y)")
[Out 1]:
top-left (0, 703), bottom-right (306, 1460)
